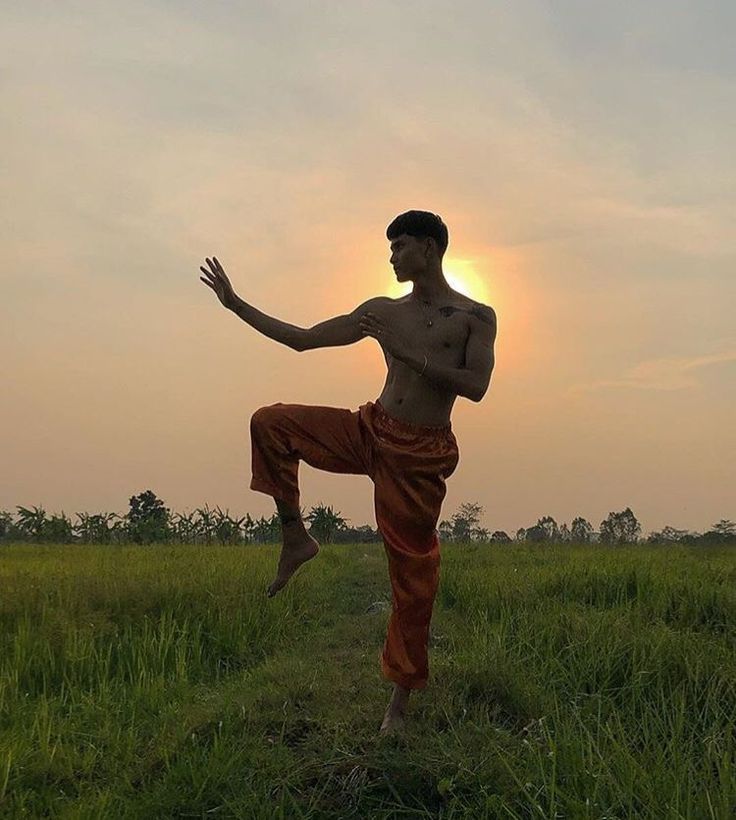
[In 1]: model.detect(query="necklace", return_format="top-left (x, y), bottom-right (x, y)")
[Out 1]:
top-left (413, 290), bottom-right (451, 327)
top-left (417, 298), bottom-right (435, 327)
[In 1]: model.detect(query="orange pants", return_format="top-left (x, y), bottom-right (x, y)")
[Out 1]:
top-left (249, 399), bottom-right (460, 690)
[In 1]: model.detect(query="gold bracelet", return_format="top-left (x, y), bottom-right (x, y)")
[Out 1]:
top-left (421, 354), bottom-right (428, 376)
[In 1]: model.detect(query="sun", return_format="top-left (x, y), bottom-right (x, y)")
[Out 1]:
top-left (387, 257), bottom-right (491, 304)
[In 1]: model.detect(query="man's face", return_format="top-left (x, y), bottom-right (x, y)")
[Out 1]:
top-left (389, 234), bottom-right (430, 280)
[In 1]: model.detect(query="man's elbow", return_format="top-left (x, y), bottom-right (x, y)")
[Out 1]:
top-left (470, 375), bottom-right (492, 402)
top-left (291, 328), bottom-right (310, 352)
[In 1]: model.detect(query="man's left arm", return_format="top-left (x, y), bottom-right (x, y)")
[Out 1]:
top-left (399, 305), bottom-right (497, 402)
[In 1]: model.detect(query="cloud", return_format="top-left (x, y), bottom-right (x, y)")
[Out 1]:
top-left (574, 346), bottom-right (736, 391)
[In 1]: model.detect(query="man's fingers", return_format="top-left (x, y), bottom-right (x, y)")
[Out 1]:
top-left (361, 313), bottom-right (381, 323)
top-left (200, 275), bottom-right (223, 292)
top-left (208, 257), bottom-right (224, 278)
top-left (214, 257), bottom-right (231, 283)
top-left (202, 258), bottom-right (225, 277)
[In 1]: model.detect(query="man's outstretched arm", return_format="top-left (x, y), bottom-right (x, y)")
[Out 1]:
top-left (200, 256), bottom-right (304, 351)
top-left (200, 256), bottom-right (387, 353)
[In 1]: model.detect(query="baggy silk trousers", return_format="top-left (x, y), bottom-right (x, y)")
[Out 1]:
top-left (249, 399), bottom-right (460, 690)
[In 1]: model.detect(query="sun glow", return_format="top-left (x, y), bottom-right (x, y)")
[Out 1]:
top-left (443, 259), bottom-right (491, 304)
top-left (387, 257), bottom-right (492, 305)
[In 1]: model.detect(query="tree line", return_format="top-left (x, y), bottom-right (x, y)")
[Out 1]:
top-left (0, 492), bottom-right (733, 547)
top-left (449, 502), bottom-right (735, 547)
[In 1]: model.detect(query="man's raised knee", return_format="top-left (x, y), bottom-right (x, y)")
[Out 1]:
top-left (250, 404), bottom-right (282, 432)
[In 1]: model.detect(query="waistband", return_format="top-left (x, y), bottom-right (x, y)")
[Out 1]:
top-left (372, 400), bottom-right (453, 435)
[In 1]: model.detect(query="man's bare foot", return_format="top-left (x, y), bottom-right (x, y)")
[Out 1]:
top-left (379, 684), bottom-right (410, 735)
top-left (267, 520), bottom-right (320, 598)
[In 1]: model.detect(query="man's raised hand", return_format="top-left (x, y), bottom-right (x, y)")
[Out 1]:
top-left (359, 311), bottom-right (412, 361)
top-left (199, 256), bottom-right (237, 309)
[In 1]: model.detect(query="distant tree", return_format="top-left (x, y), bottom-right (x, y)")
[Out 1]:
top-left (439, 519), bottom-right (454, 541)
top-left (305, 503), bottom-right (348, 544)
top-left (334, 524), bottom-right (380, 543)
top-left (538, 516), bottom-right (560, 541)
top-left (449, 512), bottom-right (471, 541)
top-left (242, 512), bottom-right (257, 544)
top-left (490, 530), bottom-right (512, 543)
top-left (701, 519), bottom-right (736, 545)
top-left (515, 527), bottom-right (526, 541)
top-left (12, 506), bottom-right (75, 543)
top-left (43, 512), bottom-right (74, 543)
top-left (570, 516), bottom-right (594, 543)
top-left (712, 519), bottom-right (735, 537)
top-left (647, 525), bottom-right (690, 544)
top-left (126, 490), bottom-right (172, 544)
top-left (559, 522), bottom-right (571, 542)
top-left (449, 502), bottom-right (484, 542)
top-left (251, 513), bottom-right (281, 544)
top-left (211, 507), bottom-right (246, 545)
top-left (15, 506), bottom-right (48, 541)
top-left (520, 516), bottom-right (559, 543)
top-left (106, 516), bottom-right (128, 544)
top-left (74, 512), bottom-right (121, 544)
top-left (525, 524), bottom-right (546, 542)
top-left (599, 507), bottom-right (641, 545)
top-left (0, 510), bottom-right (17, 541)
top-left (171, 510), bottom-right (199, 544)
top-left (356, 524), bottom-right (380, 542)
top-left (194, 505), bottom-right (217, 544)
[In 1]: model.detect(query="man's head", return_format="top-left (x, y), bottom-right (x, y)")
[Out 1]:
top-left (386, 210), bottom-right (449, 281)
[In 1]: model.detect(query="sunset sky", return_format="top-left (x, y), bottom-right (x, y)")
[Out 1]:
top-left (2, 1), bottom-right (734, 536)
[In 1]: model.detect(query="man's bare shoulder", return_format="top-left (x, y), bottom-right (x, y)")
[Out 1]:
top-left (358, 295), bottom-right (396, 313)
top-left (436, 293), bottom-right (495, 326)
top-left (465, 298), bottom-right (496, 328)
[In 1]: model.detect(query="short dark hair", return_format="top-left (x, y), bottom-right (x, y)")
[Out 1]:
top-left (386, 210), bottom-right (449, 258)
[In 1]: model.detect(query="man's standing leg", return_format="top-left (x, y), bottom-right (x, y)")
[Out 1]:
top-left (249, 402), bottom-right (372, 597)
top-left (370, 429), bottom-right (459, 734)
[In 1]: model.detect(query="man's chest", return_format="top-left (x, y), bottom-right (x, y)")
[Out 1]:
top-left (391, 303), bottom-right (472, 363)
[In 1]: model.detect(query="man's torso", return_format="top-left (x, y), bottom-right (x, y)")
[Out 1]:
top-left (372, 291), bottom-right (487, 426)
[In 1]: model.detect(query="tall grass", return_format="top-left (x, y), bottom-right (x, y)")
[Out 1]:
top-left (435, 543), bottom-right (735, 818)
top-left (0, 543), bottom-right (334, 815)
top-left (0, 541), bottom-right (734, 817)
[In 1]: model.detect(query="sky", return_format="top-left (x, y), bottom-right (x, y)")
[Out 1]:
top-left (2, 1), bottom-right (734, 537)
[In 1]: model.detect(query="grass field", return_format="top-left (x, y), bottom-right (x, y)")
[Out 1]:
top-left (0, 541), bottom-right (734, 818)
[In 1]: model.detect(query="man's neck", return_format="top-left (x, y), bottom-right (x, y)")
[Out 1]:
top-left (411, 273), bottom-right (452, 304)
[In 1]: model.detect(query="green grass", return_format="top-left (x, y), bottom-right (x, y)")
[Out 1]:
top-left (0, 541), bottom-right (734, 818)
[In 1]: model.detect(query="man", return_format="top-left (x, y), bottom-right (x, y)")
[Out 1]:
top-left (199, 210), bottom-right (496, 734)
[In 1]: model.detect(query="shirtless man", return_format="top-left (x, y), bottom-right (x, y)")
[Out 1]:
top-left (199, 210), bottom-right (496, 734)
